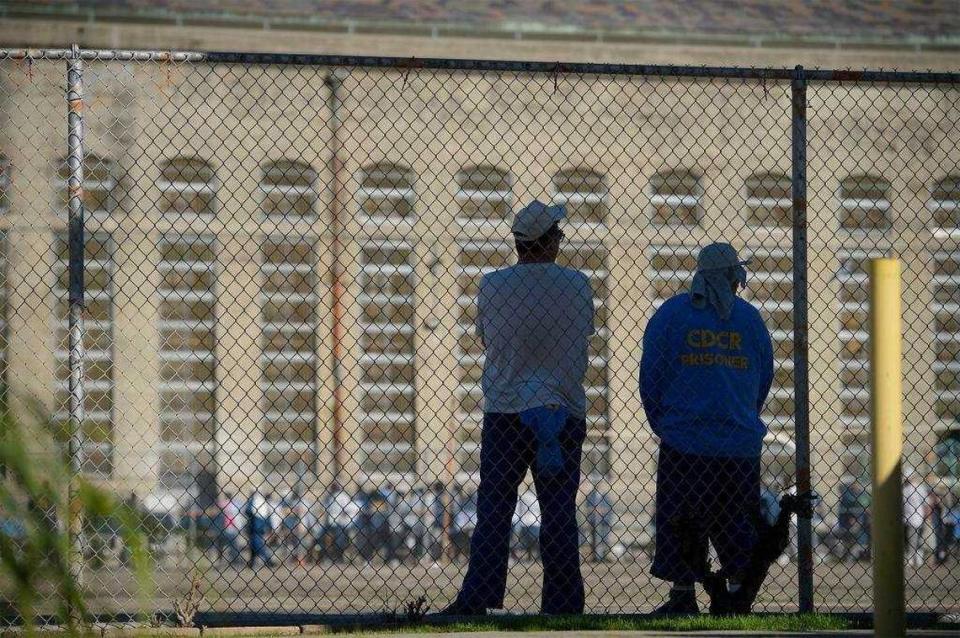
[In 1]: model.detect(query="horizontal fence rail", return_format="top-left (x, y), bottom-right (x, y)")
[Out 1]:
top-left (2, 48), bottom-right (960, 83)
top-left (0, 46), bottom-right (957, 624)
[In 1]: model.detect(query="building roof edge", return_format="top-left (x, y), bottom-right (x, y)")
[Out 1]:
top-left (3, 3), bottom-right (960, 52)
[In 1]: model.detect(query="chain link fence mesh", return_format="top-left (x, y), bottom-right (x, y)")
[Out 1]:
top-left (0, 50), bottom-right (957, 621)
top-left (806, 80), bottom-right (960, 612)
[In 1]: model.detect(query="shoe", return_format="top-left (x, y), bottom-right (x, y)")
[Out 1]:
top-left (653, 588), bottom-right (699, 616)
top-left (434, 599), bottom-right (487, 616)
top-left (724, 586), bottom-right (753, 616)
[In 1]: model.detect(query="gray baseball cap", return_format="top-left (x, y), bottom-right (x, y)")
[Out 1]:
top-left (696, 242), bottom-right (752, 272)
top-left (511, 200), bottom-right (566, 242)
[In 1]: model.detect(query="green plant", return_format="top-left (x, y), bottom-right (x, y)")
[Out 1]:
top-left (0, 403), bottom-right (152, 635)
top-left (393, 596), bottom-right (430, 623)
top-left (173, 565), bottom-right (204, 628)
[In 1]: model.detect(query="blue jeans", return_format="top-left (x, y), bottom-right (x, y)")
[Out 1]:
top-left (455, 412), bottom-right (586, 614)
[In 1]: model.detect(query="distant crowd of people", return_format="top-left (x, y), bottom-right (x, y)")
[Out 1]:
top-left (88, 469), bottom-right (957, 575)
top-left (11, 199), bottom-right (960, 618)
top-left (820, 470), bottom-right (960, 567)
top-left (192, 479), bottom-right (618, 568)
top-left (64, 213), bottom-right (960, 617)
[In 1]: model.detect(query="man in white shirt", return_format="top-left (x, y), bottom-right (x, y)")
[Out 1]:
top-left (323, 482), bottom-right (358, 562)
top-left (425, 481), bottom-right (447, 562)
top-left (442, 200), bottom-right (593, 616)
top-left (903, 468), bottom-right (929, 568)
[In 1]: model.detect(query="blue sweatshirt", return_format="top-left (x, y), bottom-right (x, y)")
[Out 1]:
top-left (639, 293), bottom-right (774, 459)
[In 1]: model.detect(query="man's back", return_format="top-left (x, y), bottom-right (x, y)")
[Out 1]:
top-left (640, 293), bottom-right (773, 458)
top-left (477, 263), bottom-right (594, 416)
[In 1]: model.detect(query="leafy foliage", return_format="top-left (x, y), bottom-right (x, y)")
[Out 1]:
top-left (0, 403), bottom-right (152, 634)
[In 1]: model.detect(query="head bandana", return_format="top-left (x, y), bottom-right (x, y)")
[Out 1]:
top-left (689, 243), bottom-right (750, 320)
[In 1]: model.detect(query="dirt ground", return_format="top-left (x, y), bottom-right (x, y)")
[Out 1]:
top-left (78, 551), bottom-right (959, 618)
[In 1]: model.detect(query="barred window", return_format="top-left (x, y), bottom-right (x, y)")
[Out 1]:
top-left (929, 175), bottom-right (960, 233)
top-left (0, 155), bottom-right (9, 216)
top-left (650, 170), bottom-right (702, 227)
top-left (647, 244), bottom-right (697, 302)
top-left (157, 235), bottom-right (218, 499)
top-left (456, 239), bottom-right (512, 477)
top-left (260, 160), bottom-right (318, 220)
top-left (741, 249), bottom-right (794, 431)
top-left (158, 157), bottom-right (217, 219)
top-left (456, 165), bottom-right (513, 222)
top-left (260, 159), bottom-right (320, 481)
top-left (930, 251), bottom-right (960, 425)
top-left (552, 168), bottom-right (607, 226)
top-left (553, 167), bottom-right (611, 476)
top-left (54, 233), bottom-right (115, 476)
top-left (745, 172), bottom-right (791, 228)
top-left (836, 251), bottom-right (881, 431)
top-left (839, 174), bottom-right (891, 231)
top-left (260, 239), bottom-right (318, 483)
top-left (358, 241), bottom-right (418, 479)
top-left (56, 155), bottom-right (116, 221)
top-left (358, 163), bottom-right (416, 221)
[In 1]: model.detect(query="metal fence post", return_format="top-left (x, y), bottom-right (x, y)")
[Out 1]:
top-left (869, 258), bottom-right (905, 637)
top-left (66, 42), bottom-right (87, 589)
top-left (325, 69), bottom-right (348, 485)
top-left (791, 64), bottom-right (814, 614)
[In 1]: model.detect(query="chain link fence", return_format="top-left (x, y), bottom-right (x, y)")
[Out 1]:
top-left (0, 48), bottom-right (957, 621)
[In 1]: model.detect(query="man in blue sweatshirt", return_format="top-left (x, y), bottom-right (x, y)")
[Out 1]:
top-left (639, 242), bottom-right (774, 615)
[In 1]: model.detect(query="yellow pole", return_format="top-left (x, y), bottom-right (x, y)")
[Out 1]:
top-left (870, 258), bottom-right (905, 638)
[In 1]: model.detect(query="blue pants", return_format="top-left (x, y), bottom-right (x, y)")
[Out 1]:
top-left (652, 444), bottom-right (760, 585)
top-left (247, 519), bottom-right (272, 566)
top-left (455, 412), bottom-right (586, 614)
top-left (589, 520), bottom-right (613, 562)
top-left (218, 528), bottom-right (242, 563)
